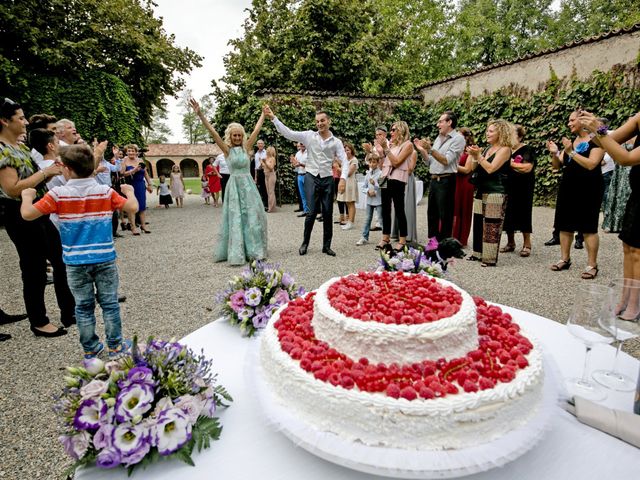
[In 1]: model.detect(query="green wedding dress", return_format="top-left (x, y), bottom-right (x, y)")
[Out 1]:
top-left (214, 146), bottom-right (268, 265)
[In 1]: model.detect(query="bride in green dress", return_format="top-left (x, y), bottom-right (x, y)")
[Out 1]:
top-left (190, 98), bottom-right (268, 265)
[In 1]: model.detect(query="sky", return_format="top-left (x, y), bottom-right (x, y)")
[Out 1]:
top-left (152, 0), bottom-right (253, 143)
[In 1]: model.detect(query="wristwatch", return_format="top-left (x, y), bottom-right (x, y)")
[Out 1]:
top-left (567, 150), bottom-right (577, 160)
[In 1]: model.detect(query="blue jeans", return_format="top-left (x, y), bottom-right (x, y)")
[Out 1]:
top-left (297, 174), bottom-right (308, 212)
top-left (362, 204), bottom-right (382, 240)
top-left (66, 260), bottom-right (122, 352)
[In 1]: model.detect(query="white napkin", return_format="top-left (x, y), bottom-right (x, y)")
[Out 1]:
top-left (565, 396), bottom-right (640, 448)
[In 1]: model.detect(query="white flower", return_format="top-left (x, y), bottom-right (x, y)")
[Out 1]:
top-left (153, 408), bottom-right (192, 455)
top-left (93, 423), bottom-right (114, 450)
top-left (80, 379), bottom-right (109, 400)
top-left (196, 387), bottom-right (217, 418)
top-left (174, 394), bottom-right (202, 423)
top-left (83, 357), bottom-right (105, 376)
top-left (112, 422), bottom-right (150, 467)
top-left (153, 396), bottom-right (174, 417)
top-left (114, 384), bottom-right (154, 423)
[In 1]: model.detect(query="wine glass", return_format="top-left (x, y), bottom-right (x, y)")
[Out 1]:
top-left (592, 278), bottom-right (640, 391)
top-left (565, 284), bottom-right (616, 401)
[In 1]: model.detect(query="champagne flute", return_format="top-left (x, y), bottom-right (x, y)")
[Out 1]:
top-left (565, 284), bottom-right (616, 401)
top-left (592, 278), bottom-right (640, 391)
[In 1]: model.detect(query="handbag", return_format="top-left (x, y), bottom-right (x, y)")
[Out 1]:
top-left (378, 166), bottom-right (394, 189)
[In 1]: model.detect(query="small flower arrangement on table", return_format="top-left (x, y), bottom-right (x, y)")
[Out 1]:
top-left (218, 260), bottom-right (305, 337)
top-left (54, 338), bottom-right (232, 476)
top-left (376, 238), bottom-right (449, 278)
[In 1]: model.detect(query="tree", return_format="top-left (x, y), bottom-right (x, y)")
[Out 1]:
top-left (0, 0), bottom-right (202, 127)
top-left (142, 105), bottom-right (173, 144)
top-left (180, 91), bottom-right (215, 143)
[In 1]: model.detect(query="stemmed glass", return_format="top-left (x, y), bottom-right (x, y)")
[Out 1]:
top-left (592, 278), bottom-right (640, 391)
top-left (565, 284), bottom-right (616, 401)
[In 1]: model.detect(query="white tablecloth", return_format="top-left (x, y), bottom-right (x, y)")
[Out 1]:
top-left (356, 180), bottom-right (424, 210)
top-left (78, 306), bottom-right (639, 479)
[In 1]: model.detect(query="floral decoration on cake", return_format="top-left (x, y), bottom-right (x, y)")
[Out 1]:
top-left (376, 238), bottom-right (454, 277)
top-left (54, 338), bottom-right (232, 475)
top-left (274, 294), bottom-right (533, 400)
top-left (327, 271), bottom-right (462, 324)
top-left (218, 260), bottom-right (305, 337)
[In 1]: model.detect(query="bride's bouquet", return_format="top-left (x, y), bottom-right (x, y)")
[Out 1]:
top-left (54, 338), bottom-right (232, 475)
top-left (218, 260), bottom-right (305, 337)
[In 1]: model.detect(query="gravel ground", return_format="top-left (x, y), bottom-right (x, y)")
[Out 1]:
top-left (0, 193), bottom-right (637, 479)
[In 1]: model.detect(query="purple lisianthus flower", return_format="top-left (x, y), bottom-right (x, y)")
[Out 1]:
top-left (79, 379), bottom-right (109, 400)
top-left (237, 307), bottom-right (254, 321)
top-left (73, 397), bottom-right (108, 430)
top-left (174, 394), bottom-right (203, 423)
top-left (281, 272), bottom-right (294, 288)
top-left (252, 310), bottom-right (269, 329)
top-left (112, 422), bottom-right (150, 467)
top-left (196, 387), bottom-right (217, 418)
top-left (295, 286), bottom-right (306, 297)
top-left (229, 290), bottom-right (245, 311)
top-left (114, 384), bottom-right (154, 422)
top-left (124, 366), bottom-right (155, 387)
top-left (82, 357), bottom-right (105, 376)
top-left (93, 423), bottom-right (114, 450)
top-left (153, 408), bottom-right (192, 455)
top-left (400, 258), bottom-right (415, 271)
top-left (272, 288), bottom-right (290, 306)
top-left (59, 431), bottom-right (90, 460)
top-left (96, 447), bottom-right (121, 469)
top-left (244, 287), bottom-right (262, 307)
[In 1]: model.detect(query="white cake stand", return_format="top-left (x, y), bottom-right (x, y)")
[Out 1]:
top-left (247, 338), bottom-right (560, 479)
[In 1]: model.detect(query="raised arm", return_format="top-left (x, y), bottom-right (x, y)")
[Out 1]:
top-left (264, 104), bottom-right (311, 145)
top-left (246, 111), bottom-right (266, 152)
top-left (189, 98), bottom-right (229, 156)
top-left (579, 112), bottom-right (640, 167)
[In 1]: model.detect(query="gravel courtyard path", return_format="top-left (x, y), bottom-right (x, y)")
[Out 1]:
top-left (0, 193), bottom-right (636, 479)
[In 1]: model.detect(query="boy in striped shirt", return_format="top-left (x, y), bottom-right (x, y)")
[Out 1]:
top-left (21, 144), bottom-right (138, 358)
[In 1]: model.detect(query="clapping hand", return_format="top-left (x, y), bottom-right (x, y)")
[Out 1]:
top-left (362, 142), bottom-right (372, 154)
top-left (561, 137), bottom-right (573, 153)
top-left (415, 137), bottom-right (431, 152)
top-left (466, 145), bottom-right (481, 158)
top-left (546, 140), bottom-right (559, 155)
top-left (577, 111), bottom-right (599, 133)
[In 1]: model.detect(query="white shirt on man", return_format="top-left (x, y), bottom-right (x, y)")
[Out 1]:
top-left (254, 149), bottom-right (266, 171)
top-left (295, 150), bottom-right (307, 175)
top-left (272, 117), bottom-right (348, 179)
top-left (427, 130), bottom-right (465, 175)
top-left (213, 153), bottom-right (229, 175)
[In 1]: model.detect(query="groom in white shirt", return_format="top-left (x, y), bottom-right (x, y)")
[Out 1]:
top-left (264, 105), bottom-right (349, 256)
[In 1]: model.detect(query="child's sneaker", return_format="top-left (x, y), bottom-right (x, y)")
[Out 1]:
top-left (108, 339), bottom-right (132, 359)
top-left (356, 237), bottom-right (368, 246)
top-left (341, 221), bottom-right (353, 231)
top-left (84, 342), bottom-right (104, 359)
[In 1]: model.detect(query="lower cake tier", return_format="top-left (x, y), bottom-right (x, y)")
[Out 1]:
top-left (260, 294), bottom-right (544, 450)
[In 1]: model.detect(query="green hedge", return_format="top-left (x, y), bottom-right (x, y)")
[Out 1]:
top-left (7, 70), bottom-right (142, 147)
top-left (219, 63), bottom-right (640, 205)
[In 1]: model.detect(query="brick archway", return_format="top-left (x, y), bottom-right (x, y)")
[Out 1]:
top-left (156, 158), bottom-right (175, 177)
top-left (180, 158), bottom-right (198, 177)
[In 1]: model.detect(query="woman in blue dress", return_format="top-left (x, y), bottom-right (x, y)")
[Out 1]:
top-left (190, 98), bottom-right (268, 265)
top-left (121, 144), bottom-right (152, 235)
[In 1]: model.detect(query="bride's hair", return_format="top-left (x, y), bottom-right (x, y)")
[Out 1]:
top-left (224, 123), bottom-right (248, 152)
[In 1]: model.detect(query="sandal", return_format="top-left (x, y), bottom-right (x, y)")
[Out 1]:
top-left (393, 243), bottom-right (407, 252)
top-left (550, 259), bottom-right (571, 271)
top-left (466, 255), bottom-right (481, 261)
top-left (581, 265), bottom-right (598, 280)
top-left (519, 247), bottom-right (531, 257)
top-left (481, 262), bottom-right (496, 267)
top-left (499, 244), bottom-right (516, 253)
top-left (375, 240), bottom-right (390, 251)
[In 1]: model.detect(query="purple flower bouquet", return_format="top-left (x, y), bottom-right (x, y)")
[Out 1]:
top-left (217, 260), bottom-right (305, 337)
top-left (54, 339), bottom-right (232, 476)
top-left (376, 238), bottom-right (447, 278)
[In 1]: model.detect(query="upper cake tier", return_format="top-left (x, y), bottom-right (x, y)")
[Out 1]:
top-left (313, 271), bottom-right (478, 365)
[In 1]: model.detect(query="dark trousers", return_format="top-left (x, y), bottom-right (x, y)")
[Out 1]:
top-left (382, 179), bottom-right (407, 237)
top-left (2, 201), bottom-right (75, 328)
top-left (303, 173), bottom-right (334, 248)
top-left (111, 210), bottom-right (119, 236)
top-left (221, 173), bottom-right (230, 201)
top-left (256, 169), bottom-right (268, 208)
top-left (427, 175), bottom-right (456, 240)
top-left (333, 177), bottom-right (345, 214)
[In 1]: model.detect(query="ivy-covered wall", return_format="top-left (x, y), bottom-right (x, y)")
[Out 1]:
top-left (239, 63), bottom-right (640, 206)
top-left (8, 71), bottom-right (143, 147)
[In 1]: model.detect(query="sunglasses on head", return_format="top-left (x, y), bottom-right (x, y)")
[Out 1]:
top-left (2, 98), bottom-right (17, 108)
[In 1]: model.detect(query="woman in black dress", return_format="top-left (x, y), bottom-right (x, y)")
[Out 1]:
top-left (580, 111), bottom-right (640, 319)
top-left (501, 125), bottom-right (536, 257)
top-left (546, 110), bottom-right (604, 279)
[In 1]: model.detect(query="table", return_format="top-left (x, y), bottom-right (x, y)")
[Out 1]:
top-left (356, 180), bottom-right (424, 210)
top-left (78, 306), bottom-right (639, 479)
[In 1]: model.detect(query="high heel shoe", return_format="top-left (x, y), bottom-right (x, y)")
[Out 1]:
top-left (30, 325), bottom-right (67, 337)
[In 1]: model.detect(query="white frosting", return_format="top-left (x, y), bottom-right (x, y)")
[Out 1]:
top-left (313, 275), bottom-right (479, 365)
top-left (261, 305), bottom-right (544, 450)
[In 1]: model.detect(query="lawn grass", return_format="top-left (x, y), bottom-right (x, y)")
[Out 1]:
top-left (152, 177), bottom-right (202, 194)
